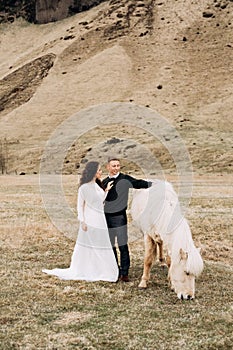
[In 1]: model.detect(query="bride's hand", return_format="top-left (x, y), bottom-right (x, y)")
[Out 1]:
top-left (106, 180), bottom-right (114, 192)
top-left (81, 222), bottom-right (87, 231)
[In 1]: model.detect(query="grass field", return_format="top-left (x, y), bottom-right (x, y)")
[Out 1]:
top-left (1, 175), bottom-right (233, 349)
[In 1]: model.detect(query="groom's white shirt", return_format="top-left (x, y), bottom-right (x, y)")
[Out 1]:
top-left (109, 172), bottom-right (119, 179)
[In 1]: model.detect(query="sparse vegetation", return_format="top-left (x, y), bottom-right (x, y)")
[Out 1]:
top-left (0, 0), bottom-right (36, 23)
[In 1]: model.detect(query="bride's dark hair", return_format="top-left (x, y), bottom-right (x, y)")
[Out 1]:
top-left (79, 161), bottom-right (104, 189)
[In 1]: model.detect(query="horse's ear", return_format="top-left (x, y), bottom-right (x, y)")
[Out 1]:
top-left (179, 248), bottom-right (188, 260)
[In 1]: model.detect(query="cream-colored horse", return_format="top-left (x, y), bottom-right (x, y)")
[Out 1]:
top-left (131, 180), bottom-right (204, 300)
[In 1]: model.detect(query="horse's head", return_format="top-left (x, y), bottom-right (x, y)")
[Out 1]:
top-left (168, 248), bottom-right (203, 300)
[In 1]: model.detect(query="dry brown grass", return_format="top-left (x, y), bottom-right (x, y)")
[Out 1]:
top-left (1, 174), bottom-right (232, 349)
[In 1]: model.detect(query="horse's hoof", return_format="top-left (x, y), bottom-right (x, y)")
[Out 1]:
top-left (177, 292), bottom-right (194, 300)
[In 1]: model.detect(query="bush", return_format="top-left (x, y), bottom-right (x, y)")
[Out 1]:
top-left (0, 0), bottom-right (36, 23)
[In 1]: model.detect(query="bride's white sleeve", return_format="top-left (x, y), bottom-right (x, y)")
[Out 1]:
top-left (77, 187), bottom-right (85, 222)
top-left (99, 186), bottom-right (108, 201)
top-left (103, 190), bottom-right (108, 201)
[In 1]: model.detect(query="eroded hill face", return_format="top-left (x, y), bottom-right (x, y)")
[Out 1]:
top-left (0, 0), bottom-right (232, 175)
top-left (0, 54), bottom-right (55, 114)
top-left (0, 0), bottom-right (108, 24)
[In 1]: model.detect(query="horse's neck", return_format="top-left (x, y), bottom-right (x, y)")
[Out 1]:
top-left (165, 218), bottom-right (195, 257)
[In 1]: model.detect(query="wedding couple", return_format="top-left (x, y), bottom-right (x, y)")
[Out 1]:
top-left (42, 157), bottom-right (152, 283)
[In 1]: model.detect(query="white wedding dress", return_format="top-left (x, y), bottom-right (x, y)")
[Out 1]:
top-left (42, 182), bottom-right (118, 282)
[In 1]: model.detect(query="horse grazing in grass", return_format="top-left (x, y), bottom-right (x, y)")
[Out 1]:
top-left (131, 180), bottom-right (204, 300)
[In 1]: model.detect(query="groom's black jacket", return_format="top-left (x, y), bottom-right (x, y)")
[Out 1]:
top-left (102, 173), bottom-right (152, 216)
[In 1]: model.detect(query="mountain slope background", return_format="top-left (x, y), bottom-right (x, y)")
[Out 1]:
top-left (1, 3), bottom-right (233, 348)
top-left (0, 0), bottom-right (233, 175)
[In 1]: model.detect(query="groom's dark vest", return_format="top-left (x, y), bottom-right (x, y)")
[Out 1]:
top-left (102, 173), bottom-right (152, 216)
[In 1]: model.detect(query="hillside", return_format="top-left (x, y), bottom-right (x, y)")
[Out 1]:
top-left (0, 0), bottom-right (233, 175)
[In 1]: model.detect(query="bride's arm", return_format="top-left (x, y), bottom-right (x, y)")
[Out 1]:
top-left (77, 187), bottom-right (87, 231)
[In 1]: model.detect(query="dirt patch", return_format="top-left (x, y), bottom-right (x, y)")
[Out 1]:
top-left (53, 310), bottom-right (94, 325)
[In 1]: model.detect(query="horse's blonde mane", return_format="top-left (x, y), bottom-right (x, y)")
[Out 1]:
top-left (171, 218), bottom-right (203, 277)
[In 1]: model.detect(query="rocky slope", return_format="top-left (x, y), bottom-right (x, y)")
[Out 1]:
top-left (0, 0), bottom-right (232, 175)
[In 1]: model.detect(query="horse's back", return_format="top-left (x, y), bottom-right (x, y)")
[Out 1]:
top-left (131, 180), bottom-right (180, 235)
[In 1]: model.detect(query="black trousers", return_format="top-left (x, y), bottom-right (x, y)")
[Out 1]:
top-left (105, 212), bottom-right (130, 277)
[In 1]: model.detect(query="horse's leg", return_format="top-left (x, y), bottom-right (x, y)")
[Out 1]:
top-left (166, 255), bottom-right (174, 290)
top-left (157, 238), bottom-right (166, 266)
top-left (166, 254), bottom-right (171, 268)
top-left (138, 234), bottom-right (157, 289)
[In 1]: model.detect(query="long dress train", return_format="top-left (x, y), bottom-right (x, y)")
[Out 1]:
top-left (42, 182), bottom-right (118, 282)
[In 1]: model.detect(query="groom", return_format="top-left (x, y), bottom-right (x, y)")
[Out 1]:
top-left (102, 157), bottom-right (152, 282)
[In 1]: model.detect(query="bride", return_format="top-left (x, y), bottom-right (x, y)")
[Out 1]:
top-left (42, 161), bottom-right (118, 282)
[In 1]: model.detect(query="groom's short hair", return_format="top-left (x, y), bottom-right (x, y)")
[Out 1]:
top-left (107, 156), bottom-right (120, 163)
